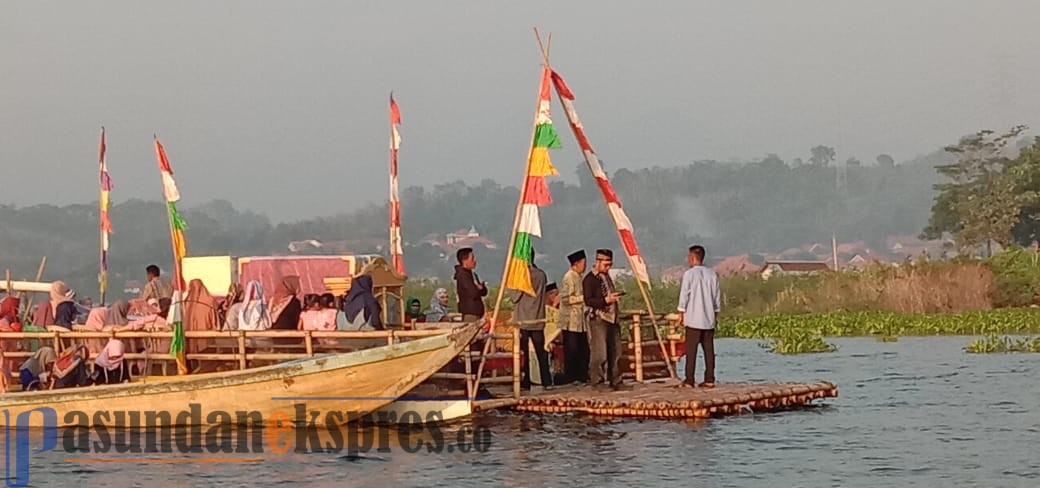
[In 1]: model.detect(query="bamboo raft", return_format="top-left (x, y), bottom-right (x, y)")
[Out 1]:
top-left (492, 381), bottom-right (838, 419)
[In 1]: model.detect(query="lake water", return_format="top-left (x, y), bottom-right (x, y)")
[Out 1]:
top-left (9, 337), bottom-right (1039, 487)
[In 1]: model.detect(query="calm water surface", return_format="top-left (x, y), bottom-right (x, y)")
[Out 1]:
top-left (14, 337), bottom-right (1040, 487)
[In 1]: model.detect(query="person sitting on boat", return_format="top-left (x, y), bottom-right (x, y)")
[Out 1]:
top-left (75, 298), bottom-right (93, 324)
top-left (269, 276), bottom-right (303, 344)
top-left (80, 300), bottom-right (130, 354)
top-left (52, 344), bottom-right (92, 389)
top-left (119, 298), bottom-right (170, 331)
top-left (342, 275), bottom-right (383, 331)
top-left (219, 283), bottom-right (244, 330)
top-left (300, 294), bottom-right (337, 346)
top-left (0, 296), bottom-right (23, 373)
top-left (52, 285), bottom-right (79, 330)
top-left (237, 280), bottom-right (271, 331)
top-left (319, 293), bottom-right (340, 343)
top-left (94, 339), bottom-right (130, 384)
top-left (140, 264), bottom-right (172, 302)
top-left (184, 279), bottom-right (218, 357)
top-left (425, 288), bottom-right (451, 323)
top-left (0, 296), bottom-right (22, 332)
top-left (118, 298), bottom-right (171, 375)
top-left (32, 281), bottom-right (75, 327)
top-left (405, 297), bottom-right (426, 324)
top-left (19, 346), bottom-right (57, 391)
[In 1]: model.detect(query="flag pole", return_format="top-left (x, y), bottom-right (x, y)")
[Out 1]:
top-left (98, 127), bottom-right (107, 306)
top-left (389, 92), bottom-right (405, 276)
top-left (548, 67), bottom-right (676, 379)
top-left (473, 28), bottom-right (551, 396)
top-left (154, 134), bottom-right (188, 375)
top-left (154, 135), bottom-right (182, 292)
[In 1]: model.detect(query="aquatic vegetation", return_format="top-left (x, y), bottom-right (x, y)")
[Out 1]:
top-left (717, 308), bottom-right (1040, 339)
top-left (763, 330), bottom-right (837, 355)
top-left (964, 335), bottom-right (1040, 353)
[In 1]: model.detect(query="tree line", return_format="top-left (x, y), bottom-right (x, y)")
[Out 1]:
top-left (0, 145), bottom-right (952, 300)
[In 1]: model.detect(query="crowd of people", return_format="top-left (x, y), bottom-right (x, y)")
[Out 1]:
top-left (453, 243), bottom-right (721, 393)
top-left (0, 242), bottom-right (721, 394)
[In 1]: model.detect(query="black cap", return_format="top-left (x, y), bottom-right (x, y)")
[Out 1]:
top-left (546, 282), bottom-right (558, 293)
top-left (596, 249), bottom-right (613, 259)
top-left (567, 250), bottom-right (586, 264)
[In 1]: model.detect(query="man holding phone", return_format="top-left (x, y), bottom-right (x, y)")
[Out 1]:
top-left (583, 248), bottom-right (628, 390)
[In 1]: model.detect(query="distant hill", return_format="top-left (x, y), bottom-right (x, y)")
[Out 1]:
top-left (0, 151), bottom-right (946, 300)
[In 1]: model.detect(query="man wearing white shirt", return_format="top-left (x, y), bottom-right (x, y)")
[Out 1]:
top-left (677, 245), bottom-right (721, 388)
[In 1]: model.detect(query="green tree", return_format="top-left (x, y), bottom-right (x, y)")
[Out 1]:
top-left (809, 145), bottom-right (836, 167)
top-left (923, 126), bottom-right (1030, 253)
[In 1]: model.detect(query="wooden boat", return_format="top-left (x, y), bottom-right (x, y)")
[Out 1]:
top-left (0, 322), bottom-right (481, 427)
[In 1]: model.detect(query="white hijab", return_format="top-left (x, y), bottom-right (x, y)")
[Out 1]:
top-left (238, 280), bottom-right (271, 331)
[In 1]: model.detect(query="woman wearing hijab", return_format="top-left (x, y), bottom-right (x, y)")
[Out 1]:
top-left (405, 297), bottom-right (426, 324)
top-left (425, 288), bottom-right (452, 323)
top-left (32, 281), bottom-right (73, 326)
top-left (81, 300), bottom-right (130, 354)
top-left (0, 296), bottom-right (23, 372)
top-left (0, 296), bottom-right (22, 332)
top-left (19, 346), bottom-right (57, 391)
top-left (237, 281), bottom-right (270, 331)
top-left (41, 281), bottom-right (78, 329)
top-left (183, 279), bottom-right (218, 354)
top-left (94, 339), bottom-right (130, 384)
top-left (219, 283), bottom-right (244, 329)
top-left (343, 275), bottom-right (383, 331)
top-left (269, 276), bottom-right (302, 344)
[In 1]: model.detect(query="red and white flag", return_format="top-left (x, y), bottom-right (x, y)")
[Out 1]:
top-left (550, 70), bottom-right (650, 285)
top-left (388, 93), bottom-right (405, 275)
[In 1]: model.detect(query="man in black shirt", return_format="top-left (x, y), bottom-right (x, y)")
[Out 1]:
top-left (454, 247), bottom-right (487, 323)
top-left (583, 249), bottom-right (626, 390)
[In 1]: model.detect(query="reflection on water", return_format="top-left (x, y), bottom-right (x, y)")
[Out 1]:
top-left (5, 337), bottom-right (1040, 487)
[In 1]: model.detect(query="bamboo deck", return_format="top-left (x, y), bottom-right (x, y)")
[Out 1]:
top-left (475, 381), bottom-right (837, 419)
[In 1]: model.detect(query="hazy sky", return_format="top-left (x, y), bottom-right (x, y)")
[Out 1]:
top-left (3, 1), bottom-right (1039, 221)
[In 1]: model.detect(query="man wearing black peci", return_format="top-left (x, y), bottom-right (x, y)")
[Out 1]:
top-left (583, 249), bottom-right (628, 391)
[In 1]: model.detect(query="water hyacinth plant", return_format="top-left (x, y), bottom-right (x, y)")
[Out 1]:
top-left (964, 335), bottom-right (1040, 353)
top-left (762, 329), bottom-right (837, 355)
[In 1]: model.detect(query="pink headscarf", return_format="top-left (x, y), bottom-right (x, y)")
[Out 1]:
top-left (95, 339), bottom-right (126, 371)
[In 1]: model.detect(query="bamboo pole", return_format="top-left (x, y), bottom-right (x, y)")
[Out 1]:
top-left (237, 331), bottom-right (247, 370)
top-left (99, 126), bottom-right (107, 306)
top-left (635, 283), bottom-right (676, 378)
top-left (539, 38), bottom-right (676, 379)
top-left (632, 314), bottom-right (644, 382)
top-left (20, 257), bottom-right (47, 324)
top-left (512, 325), bottom-right (521, 399)
top-left (473, 27), bottom-right (552, 394)
top-left (464, 339), bottom-right (474, 400)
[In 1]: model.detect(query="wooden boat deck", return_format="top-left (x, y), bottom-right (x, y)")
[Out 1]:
top-left (475, 380), bottom-right (837, 419)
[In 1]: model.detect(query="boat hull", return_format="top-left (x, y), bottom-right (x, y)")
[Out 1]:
top-left (0, 323), bottom-right (480, 427)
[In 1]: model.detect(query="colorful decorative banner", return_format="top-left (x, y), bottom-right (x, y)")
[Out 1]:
top-left (551, 70), bottom-right (650, 285)
top-left (98, 127), bottom-right (112, 302)
top-left (504, 66), bottom-right (560, 296)
top-left (154, 137), bottom-right (189, 374)
top-left (389, 93), bottom-right (405, 275)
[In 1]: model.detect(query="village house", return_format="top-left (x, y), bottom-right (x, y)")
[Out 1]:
top-left (435, 226), bottom-right (498, 251)
top-left (713, 254), bottom-right (763, 277)
top-left (759, 260), bottom-right (830, 279)
top-left (660, 265), bottom-right (686, 284)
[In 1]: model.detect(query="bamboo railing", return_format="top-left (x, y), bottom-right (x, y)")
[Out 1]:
top-left (0, 312), bottom-right (682, 399)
